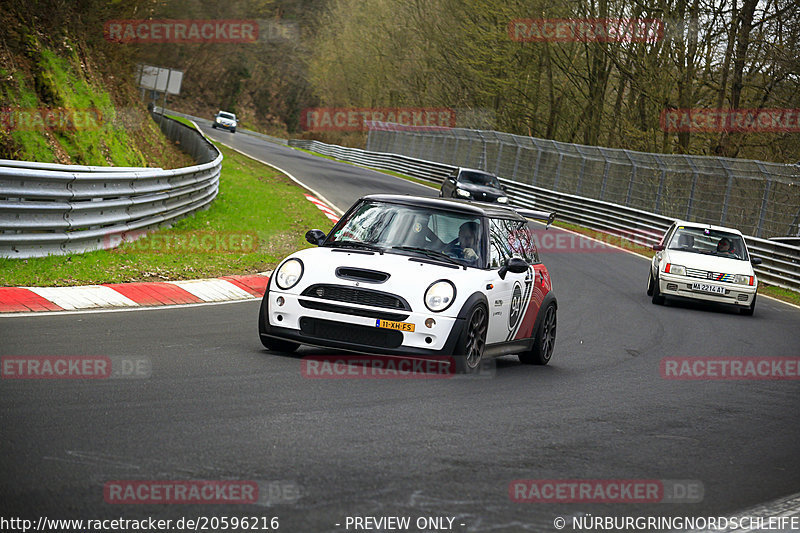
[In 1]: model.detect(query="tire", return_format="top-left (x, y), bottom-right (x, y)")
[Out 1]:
top-left (519, 303), bottom-right (557, 365)
top-left (453, 304), bottom-right (488, 373)
top-left (651, 274), bottom-right (665, 305)
top-left (212, 123), bottom-right (217, 129)
top-left (740, 294), bottom-right (756, 316)
top-left (258, 298), bottom-right (300, 353)
top-left (230, 128), bottom-right (236, 133)
top-left (646, 270), bottom-right (655, 296)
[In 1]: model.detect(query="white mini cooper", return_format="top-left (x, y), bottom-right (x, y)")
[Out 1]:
top-left (647, 221), bottom-right (762, 315)
top-left (258, 195), bottom-right (558, 372)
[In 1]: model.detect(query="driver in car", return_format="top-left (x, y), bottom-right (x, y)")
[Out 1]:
top-left (448, 222), bottom-right (480, 264)
top-left (717, 237), bottom-right (736, 256)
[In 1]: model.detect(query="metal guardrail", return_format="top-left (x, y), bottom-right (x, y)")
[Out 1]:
top-left (366, 122), bottom-right (800, 240)
top-left (289, 138), bottom-right (800, 292)
top-left (0, 114), bottom-right (222, 258)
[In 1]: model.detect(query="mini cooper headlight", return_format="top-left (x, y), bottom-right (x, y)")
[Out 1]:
top-left (456, 189), bottom-right (471, 198)
top-left (665, 263), bottom-right (686, 276)
top-left (734, 274), bottom-right (754, 286)
top-left (275, 258), bottom-right (303, 290)
top-left (425, 280), bottom-right (456, 312)
top-left (497, 196), bottom-right (509, 203)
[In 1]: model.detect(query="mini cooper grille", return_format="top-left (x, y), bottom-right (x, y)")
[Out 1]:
top-left (685, 268), bottom-right (735, 283)
top-left (301, 284), bottom-right (409, 310)
top-left (298, 299), bottom-right (409, 321)
top-left (299, 317), bottom-right (403, 348)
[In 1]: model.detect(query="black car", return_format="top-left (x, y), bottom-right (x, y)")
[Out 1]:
top-left (439, 167), bottom-right (510, 204)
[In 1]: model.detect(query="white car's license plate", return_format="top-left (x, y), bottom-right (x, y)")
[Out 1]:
top-left (376, 319), bottom-right (415, 332)
top-left (691, 283), bottom-right (726, 295)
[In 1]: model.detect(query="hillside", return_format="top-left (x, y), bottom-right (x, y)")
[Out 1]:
top-left (0, 1), bottom-right (194, 168)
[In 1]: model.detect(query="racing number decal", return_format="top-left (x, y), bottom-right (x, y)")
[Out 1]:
top-left (506, 267), bottom-right (534, 341)
top-left (508, 282), bottom-right (523, 330)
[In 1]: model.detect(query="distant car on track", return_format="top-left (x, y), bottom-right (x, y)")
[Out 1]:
top-left (647, 221), bottom-right (762, 315)
top-left (212, 111), bottom-right (237, 132)
top-left (439, 167), bottom-right (512, 205)
top-left (258, 194), bottom-right (558, 372)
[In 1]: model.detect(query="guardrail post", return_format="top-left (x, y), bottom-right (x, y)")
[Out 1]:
top-left (790, 206), bottom-right (800, 237)
top-left (599, 149), bottom-right (610, 201)
top-left (494, 136), bottom-right (504, 176)
top-left (476, 131), bottom-right (487, 171)
top-left (553, 149), bottom-right (564, 192)
top-left (511, 137), bottom-right (522, 181)
top-left (755, 179), bottom-right (772, 238)
top-left (653, 155), bottom-right (667, 215)
top-left (623, 150), bottom-right (637, 207)
top-left (532, 147), bottom-right (543, 187)
top-left (754, 162), bottom-right (772, 238)
top-left (683, 155), bottom-right (699, 220)
top-left (719, 159), bottom-right (735, 225)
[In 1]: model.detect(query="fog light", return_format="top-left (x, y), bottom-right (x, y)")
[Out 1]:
top-left (276, 296), bottom-right (285, 306)
top-left (425, 337), bottom-right (432, 344)
top-left (425, 318), bottom-right (436, 328)
top-left (276, 314), bottom-right (283, 321)
top-left (667, 283), bottom-right (678, 291)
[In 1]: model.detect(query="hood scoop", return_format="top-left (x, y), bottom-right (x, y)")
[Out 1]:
top-left (335, 267), bottom-right (390, 283)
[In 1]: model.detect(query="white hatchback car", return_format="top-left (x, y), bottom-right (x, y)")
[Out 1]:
top-left (258, 195), bottom-right (558, 372)
top-left (647, 221), bottom-right (762, 315)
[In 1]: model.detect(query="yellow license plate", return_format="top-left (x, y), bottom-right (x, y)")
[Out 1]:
top-left (376, 319), bottom-right (415, 332)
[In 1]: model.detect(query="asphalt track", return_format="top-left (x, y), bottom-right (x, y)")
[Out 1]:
top-left (1, 124), bottom-right (799, 532)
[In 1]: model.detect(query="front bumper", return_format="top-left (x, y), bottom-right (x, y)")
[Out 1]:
top-left (260, 287), bottom-right (469, 357)
top-left (215, 122), bottom-right (235, 130)
top-left (658, 272), bottom-right (756, 306)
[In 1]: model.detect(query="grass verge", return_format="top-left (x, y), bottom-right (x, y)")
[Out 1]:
top-left (0, 142), bottom-right (334, 287)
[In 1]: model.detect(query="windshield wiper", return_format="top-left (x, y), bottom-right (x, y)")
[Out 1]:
top-left (391, 246), bottom-right (464, 267)
top-left (329, 241), bottom-right (384, 254)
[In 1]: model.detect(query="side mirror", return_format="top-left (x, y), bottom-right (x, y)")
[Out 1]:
top-left (653, 244), bottom-right (665, 251)
top-left (751, 256), bottom-right (763, 265)
top-left (305, 229), bottom-right (326, 246)
top-left (498, 257), bottom-right (528, 280)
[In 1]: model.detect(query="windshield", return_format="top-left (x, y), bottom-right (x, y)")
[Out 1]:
top-left (668, 226), bottom-right (748, 260)
top-left (328, 201), bottom-right (485, 267)
top-left (218, 112), bottom-right (235, 120)
top-left (459, 171), bottom-right (500, 188)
